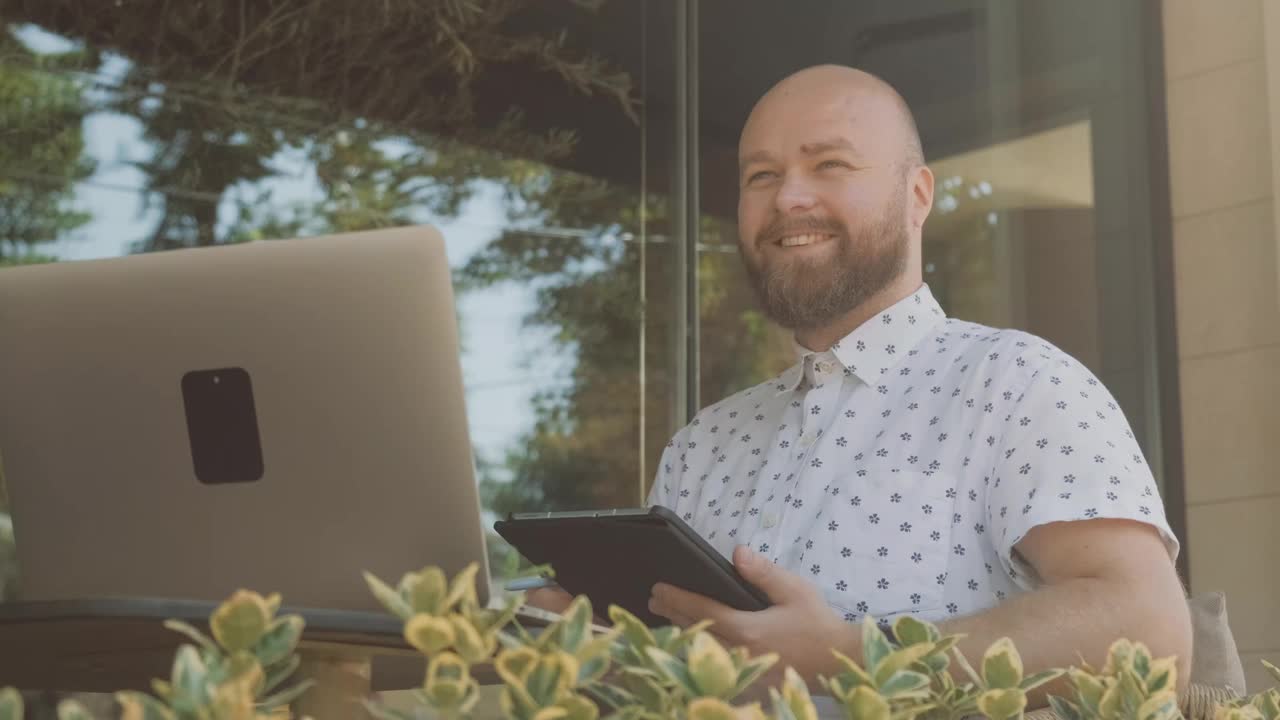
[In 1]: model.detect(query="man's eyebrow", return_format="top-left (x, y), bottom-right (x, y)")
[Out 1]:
top-left (799, 137), bottom-right (861, 157)
top-left (739, 149), bottom-right (775, 168)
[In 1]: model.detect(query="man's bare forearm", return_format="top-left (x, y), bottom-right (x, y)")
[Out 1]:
top-left (932, 574), bottom-right (1191, 706)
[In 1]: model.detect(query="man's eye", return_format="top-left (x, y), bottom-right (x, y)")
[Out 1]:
top-left (818, 159), bottom-right (850, 170)
top-left (746, 171), bottom-right (775, 184)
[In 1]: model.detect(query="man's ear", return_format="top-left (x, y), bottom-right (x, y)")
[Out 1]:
top-left (910, 164), bottom-right (935, 230)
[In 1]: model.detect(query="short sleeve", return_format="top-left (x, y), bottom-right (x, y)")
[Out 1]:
top-left (985, 351), bottom-right (1179, 588)
top-left (646, 425), bottom-right (691, 510)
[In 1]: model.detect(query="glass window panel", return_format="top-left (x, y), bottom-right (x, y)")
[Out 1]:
top-left (0, 2), bottom-right (680, 606)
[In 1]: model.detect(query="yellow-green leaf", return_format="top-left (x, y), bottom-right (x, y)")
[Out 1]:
top-left (496, 647), bottom-right (540, 687)
top-left (531, 708), bottom-right (570, 720)
top-left (403, 567), bottom-right (449, 616)
top-left (404, 614), bottom-right (456, 656)
top-left (609, 606), bottom-right (656, 649)
top-left (1137, 692), bottom-right (1179, 720)
top-left (424, 653), bottom-right (476, 712)
top-left (976, 688), bottom-right (1027, 720)
top-left (1068, 669), bottom-right (1107, 711)
top-left (365, 570), bottom-right (413, 619)
top-left (252, 615), bottom-right (304, 667)
top-left (688, 697), bottom-right (739, 720)
top-left (444, 562), bottom-right (481, 611)
top-left (557, 692), bottom-right (600, 720)
top-left (688, 633), bottom-right (738, 698)
top-left (210, 590), bottom-right (272, 653)
top-left (778, 668), bottom-right (819, 720)
top-left (873, 645), bottom-right (933, 688)
top-left (56, 699), bottom-right (95, 720)
top-left (449, 614), bottom-right (495, 664)
top-left (845, 685), bottom-right (892, 720)
top-left (891, 617), bottom-right (940, 647)
top-left (170, 645), bottom-right (208, 701)
top-left (862, 618), bottom-right (893, 670)
top-left (115, 691), bottom-right (177, 720)
top-left (982, 638), bottom-right (1023, 690)
top-left (1103, 639), bottom-right (1135, 676)
top-left (0, 688), bottom-right (22, 720)
top-left (1145, 657), bottom-right (1178, 695)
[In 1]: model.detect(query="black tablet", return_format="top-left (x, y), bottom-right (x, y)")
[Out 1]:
top-left (493, 505), bottom-right (772, 627)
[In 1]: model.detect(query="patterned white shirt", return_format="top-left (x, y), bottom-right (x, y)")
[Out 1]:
top-left (647, 284), bottom-right (1178, 625)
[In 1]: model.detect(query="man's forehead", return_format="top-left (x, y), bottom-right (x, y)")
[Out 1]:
top-left (738, 133), bottom-right (873, 166)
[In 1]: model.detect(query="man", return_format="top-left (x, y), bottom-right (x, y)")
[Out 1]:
top-left (532, 64), bottom-right (1191, 702)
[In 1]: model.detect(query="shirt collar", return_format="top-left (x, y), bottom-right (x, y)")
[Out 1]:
top-left (774, 284), bottom-right (947, 394)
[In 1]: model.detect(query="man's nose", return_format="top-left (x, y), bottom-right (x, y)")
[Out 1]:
top-left (774, 173), bottom-right (819, 214)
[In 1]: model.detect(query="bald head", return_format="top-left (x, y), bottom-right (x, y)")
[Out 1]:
top-left (741, 65), bottom-right (924, 170)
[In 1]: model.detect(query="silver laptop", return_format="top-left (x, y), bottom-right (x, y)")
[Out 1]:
top-left (0, 226), bottom-right (492, 613)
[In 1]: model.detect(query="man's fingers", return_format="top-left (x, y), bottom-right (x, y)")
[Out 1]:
top-left (650, 582), bottom-right (739, 628)
top-left (525, 586), bottom-right (575, 614)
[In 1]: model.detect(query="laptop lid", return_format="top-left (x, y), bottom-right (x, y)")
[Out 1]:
top-left (0, 226), bottom-right (491, 612)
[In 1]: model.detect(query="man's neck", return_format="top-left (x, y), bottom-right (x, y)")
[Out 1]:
top-left (794, 278), bottom-right (924, 353)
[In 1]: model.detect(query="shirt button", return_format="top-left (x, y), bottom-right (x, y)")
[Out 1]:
top-left (816, 361), bottom-right (832, 374)
top-left (762, 513), bottom-right (778, 528)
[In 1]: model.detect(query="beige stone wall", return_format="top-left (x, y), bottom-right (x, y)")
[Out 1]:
top-left (1163, 0), bottom-right (1280, 694)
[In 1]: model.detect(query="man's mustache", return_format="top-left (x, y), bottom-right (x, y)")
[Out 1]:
top-left (755, 215), bottom-right (846, 245)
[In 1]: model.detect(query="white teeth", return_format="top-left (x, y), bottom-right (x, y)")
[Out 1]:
top-left (779, 233), bottom-right (828, 247)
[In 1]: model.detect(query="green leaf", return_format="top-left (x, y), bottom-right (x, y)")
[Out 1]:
top-left (687, 633), bottom-right (738, 698)
top-left (1048, 696), bottom-right (1083, 720)
top-left (1254, 690), bottom-right (1280, 720)
top-left (262, 655), bottom-right (302, 695)
top-left (862, 618), bottom-right (894, 671)
top-left (1133, 645), bottom-right (1153, 679)
top-left (981, 639), bottom-right (1024, 690)
top-left (873, 645), bottom-right (933, 688)
top-left (56, 699), bottom-right (95, 720)
top-left (845, 685), bottom-right (891, 720)
top-left (162, 620), bottom-right (219, 655)
top-left (252, 615), bottom-right (304, 667)
top-left (976, 688), bottom-right (1027, 720)
top-left (0, 688), bottom-right (22, 720)
top-left (891, 617), bottom-right (940, 647)
top-left (363, 570), bottom-right (414, 620)
top-left (1137, 693), bottom-right (1179, 720)
top-left (402, 567), bottom-right (449, 616)
top-left (558, 595), bottom-right (595, 653)
top-left (115, 691), bottom-right (178, 720)
top-left (686, 697), bottom-right (741, 720)
top-left (444, 562), bottom-right (481, 610)
top-left (830, 649), bottom-right (876, 688)
top-left (1068, 669), bottom-right (1106, 712)
top-left (609, 605), bottom-right (655, 643)
top-left (449, 614), bottom-right (494, 664)
top-left (210, 591), bottom-right (271, 653)
top-left (404, 613), bottom-right (456, 656)
top-left (1020, 669), bottom-right (1063, 692)
top-left (170, 645), bottom-right (209, 703)
top-left (1263, 660), bottom-right (1280, 686)
top-left (1145, 658), bottom-right (1178, 695)
top-left (644, 646), bottom-right (700, 698)
top-left (257, 679), bottom-right (316, 711)
top-left (878, 670), bottom-right (931, 697)
top-left (732, 654), bottom-right (780, 699)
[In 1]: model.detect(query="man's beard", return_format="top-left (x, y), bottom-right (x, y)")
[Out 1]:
top-left (740, 198), bottom-right (910, 331)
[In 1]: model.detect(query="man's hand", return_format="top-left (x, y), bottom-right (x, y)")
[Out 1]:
top-left (648, 545), bottom-right (854, 687)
